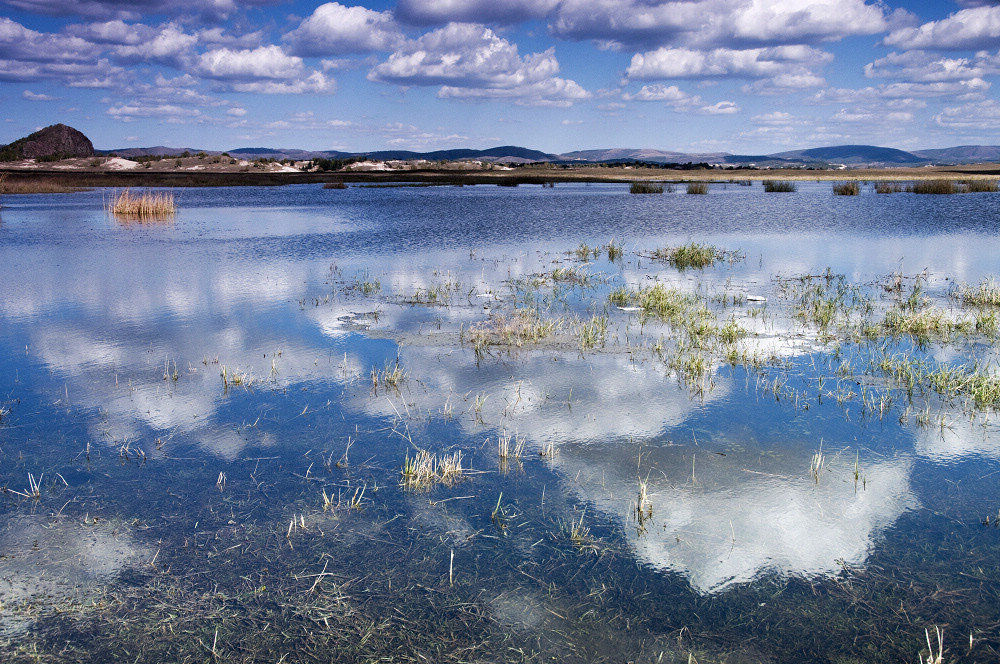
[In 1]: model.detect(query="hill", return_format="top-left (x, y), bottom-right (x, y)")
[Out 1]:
top-left (769, 145), bottom-right (927, 165)
top-left (0, 124), bottom-right (94, 161)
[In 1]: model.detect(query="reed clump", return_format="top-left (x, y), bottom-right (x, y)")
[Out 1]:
top-left (832, 181), bottom-right (860, 196)
top-left (963, 179), bottom-right (999, 193)
top-left (629, 182), bottom-right (664, 194)
top-left (649, 242), bottom-right (732, 270)
top-left (874, 181), bottom-right (903, 194)
top-left (762, 180), bottom-right (796, 193)
top-left (686, 182), bottom-right (709, 195)
top-left (464, 309), bottom-right (558, 351)
top-left (909, 180), bottom-right (957, 195)
top-left (401, 449), bottom-right (464, 489)
top-left (323, 181), bottom-right (348, 189)
top-left (107, 189), bottom-right (176, 217)
top-left (960, 279), bottom-right (1000, 307)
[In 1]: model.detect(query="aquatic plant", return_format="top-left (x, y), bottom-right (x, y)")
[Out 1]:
top-left (629, 181), bottom-right (663, 194)
top-left (962, 179), bottom-right (998, 193)
top-left (649, 243), bottom-right (731, 270)
top-left (959, 279), bottom-right (1000, 307)
top-left (832, 182), bottom-right (860, 196)
top-left (401, 449), bottom-right (464, 489)
top-left (464, 309), bottom-right (558, 352)
top-left (578, 314), bottom-right (608, 349)
top-left (606, 240), bottom-right (624, 262)
top-left (909, 180), bottom-right (957, 195)
top-left (686, 182), bottom-right (709, 195)
top-left (107, 189), bottom-right (176, 217)
top-left (874, 181), bottom-right (903, 194)
top-left (323, 181), bottom-right (348, 189)
top-left (762, 180), bottom-right (796, 192)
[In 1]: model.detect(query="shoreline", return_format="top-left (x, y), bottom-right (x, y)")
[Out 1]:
top-left (2, 164), bottom-right (999, 189)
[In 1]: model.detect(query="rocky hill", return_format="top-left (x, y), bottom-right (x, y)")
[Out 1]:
top-left (0, 124), bottom-right (94, 161)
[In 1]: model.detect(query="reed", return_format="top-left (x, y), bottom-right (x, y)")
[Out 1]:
top-left (909, 180), bottom-right (957, 194)
top-left (874, 181), bottom-right (903, 194)
top-left (401, 449), bottom-right (464, 489)
top-left (832, 181), bottom-right (860, 196)
top-left (686, 182), bottom-right (709, 195)
top-left (629, 182), bottom-right (663, 194)
top-left (107, 189), bottom-right (176, 217)
top-left (962, 179), bottom-right (998, 193)
top-left (323, 181), bottom-right (348, 189)
top-left (762, 180), bottom-right (796, 193)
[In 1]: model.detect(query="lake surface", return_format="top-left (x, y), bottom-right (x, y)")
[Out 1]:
top-left (1, 182), bottom-right (999, 662)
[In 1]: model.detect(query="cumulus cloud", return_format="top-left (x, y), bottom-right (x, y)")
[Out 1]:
top-left (0, 17), bottom-right (100, 63)
top-left (2, 0), bottom-right (276, 20)
top-left (284, 2), bottom-right (403, 56)
top-left (195, 45), bottom-right (335, 93)
top-left (551, 0), bottom-right (897, 49)
top-left (369, 23), bottom-right (589, 105)
top-left (865, 50), bottom-right (1000, 83)
top-left (934, 98), bottom-right (1000, 130)
top-left (886, 5), bottom-right (1000, 50)
top-left (626, 45), bottom-right (831, 87)
top-left (621, 83), bottom-right (738, 114)
top-left (396, 0), bottom-right (559, 25)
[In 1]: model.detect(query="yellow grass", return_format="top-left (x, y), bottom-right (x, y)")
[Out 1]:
top-left (107, 189), bottom-right (176, 218)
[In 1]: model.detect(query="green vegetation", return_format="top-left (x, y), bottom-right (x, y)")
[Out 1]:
top-left (648, 243), bottom-right (736, 270)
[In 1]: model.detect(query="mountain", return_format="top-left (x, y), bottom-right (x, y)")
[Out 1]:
top-left (100, 146), bottom-right (216, 157)
top-left (0, 123), bottom-right (94, 161)
top-left (912, 145), bottom-right (1000, 164)
top-left (769, 145), bottom-right (927, 165)
top-left (559, 148), bottom-right (728, 164)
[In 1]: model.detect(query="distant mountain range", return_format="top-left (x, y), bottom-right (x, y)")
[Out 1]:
top-left (101, 143), bottom-right (1000, 167)
top-left (7, 125), bottom-right (1000, 167)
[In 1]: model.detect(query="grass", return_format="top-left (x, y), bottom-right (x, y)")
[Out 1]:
top-left (323, 181), bottom-right (348, 189)
top-left (909, 180), bottom-right (958, 194)
top-left (578, 314), bottom-right (608, 349)
top-left (464, 309), bottom-right (558, 352)
top-left (649, 242), bottom-right (731, 270)
top-left (959, 279), bottom-right (1000, 307)
top-left (497, 431), bottom-right (525, 461)
top-left (401, 449), bottom-right (464, 489)
top-left (371, 360), bottom-right (405, 391)
top-left (763, 180), bottom-right (796, 193)
top-left (0, 174), bottom-right (82, 194)
top-left (107, 189), bottom-right (176, 217)
top-left (549, 266), bottom-right (589, 284)
top-left (874, 181), bottom-right (903, 194)
top-left (832, 182), bottom-right (860, 196)
top-left (686, 182), bottom-right (709, 195)
top-left (629, 182), bottom-right (664, 194)
top-left (606, 240), bottom-right (624, 262)
top-left (962, 179), bottom-right (998, 192)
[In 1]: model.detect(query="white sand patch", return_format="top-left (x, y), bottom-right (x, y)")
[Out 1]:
top-left (104, 157), bottom-right (138, 170)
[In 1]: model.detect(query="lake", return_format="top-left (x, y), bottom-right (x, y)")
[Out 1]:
top-left (1, 181), bottom-right (998, 662)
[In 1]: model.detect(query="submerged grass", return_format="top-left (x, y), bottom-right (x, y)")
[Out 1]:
top-left (832, 182), bottom-right (860, 196)
top-left (648, 243), bottom-right (734, 270)
top-left (960, 279), bottom-right (1000, 307)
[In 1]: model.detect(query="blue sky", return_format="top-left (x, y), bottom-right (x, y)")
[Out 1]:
top-left (1, 0), bottom-right (998, 154)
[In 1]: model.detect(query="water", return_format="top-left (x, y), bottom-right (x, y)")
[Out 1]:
top-left (1, 182), bottom-right (999, 662)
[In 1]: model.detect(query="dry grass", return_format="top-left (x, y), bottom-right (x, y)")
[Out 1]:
top-left (0, 173), bottom-right (81, 194)
top-left (107, 189), bottom-right (176, 217)
top-left (832, 181), bottom-right (860, 196)
top-left (401, 449), bottom-right (464, 489)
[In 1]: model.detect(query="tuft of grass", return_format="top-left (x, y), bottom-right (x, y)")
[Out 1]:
top-left (686, 182), bottom-right (709, 195)
top-left (606, 240), bottom-right (624, 262)
top-left (649, 242), bottom-right (730, 270)
top-left (962, 179), bottom-right (998, 193)
top-left (629, 181), bottom-right (664, 194)
top-left (107, 189), bottom-right (176, 217)
top-left (578, 314), bottom-right (608, 349)
top-left (371, 360), bottom-right (405, 391)
top-left (762, 180), bottom-right (796, 193)
top-left (909, 180), bottom-right (957, 195)
top-left (874, 181), bottom-right (903, 194)
top-left (401, 449), bottom-right (464, 489)
top-left (960, 279), bottom-right (1000, 307)
top-left (832, 181), bottom-right (860, 196)
top-left (323, 181), bottom-right (348, 189)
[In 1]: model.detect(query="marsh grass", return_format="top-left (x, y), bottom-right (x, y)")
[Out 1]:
top-left (107, 189), bottom-right (176, 217)
top-left (464, 309), bottom-right (558, 352)
top-left (832, 182), bottom-right (860, 196)
top-left (629, 182), bottom-right (664, 194)
top-left (549, 266), bottom-right (590, 285)
top-left (960, 279), bottom-right (1000, 307)
top-left (763, 180), bottom-right (796, 193)
top-left (874, 181), bottom-right (903, 194)
top-left (962, 179), bottom-right (998, 193)
top-left (323, 181), bottom-right (348, 189)
top-left (371, 360), bottom-right (405, 391)
top-left (606, 240), bottom-right (624, 262)
top-left (909, 180), bottom-right (957, 195)
top-left (578, 314), bottom-right (608, 349)
top-left (648, 243), bottom-right (734, 270)
top-left (401, 449), bottom-right (464, 489)
top-left (686, 182), bottom-right (709, 195)
top-left (0, 175), bottom-right (82, 195)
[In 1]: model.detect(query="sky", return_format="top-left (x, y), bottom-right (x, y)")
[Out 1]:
top-left (1, 0), bottom-right (999, 154)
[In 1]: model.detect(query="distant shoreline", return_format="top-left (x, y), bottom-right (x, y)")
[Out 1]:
top-left (2, 165), bottom-right (999, 189)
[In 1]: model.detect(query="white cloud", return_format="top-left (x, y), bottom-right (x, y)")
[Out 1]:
top-left (886, 5), bottom-right (1000, 50)
top-left (626, 45), bottom-right (829, 83)
top-left (396, 0), bottom-right (559, 25)
top-left (551, 0), bottom-right (897, 49)
top-left (934, 98), bottom-right (1000, 130)
top-left (865, 49), bottom-right (1000, 84)
top-left (369, 23), bottom-right (589, 105)
top-left (22, 90), bottom-right (57, 101)
top-left (112, 23), bottom-right (198, 67)
top-left (284, 2), bottom-right (403, 56)
top-left (195, 45), bottom-right (335, 93)
top-left (107, 103), bottom-right (203, 121)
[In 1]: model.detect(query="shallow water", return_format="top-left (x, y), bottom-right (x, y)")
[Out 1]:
top-left (1, 182), bottom-right (999, 662)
